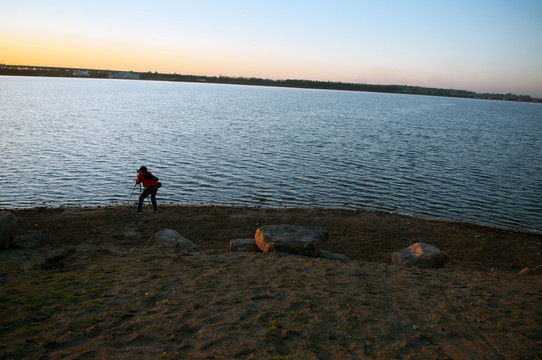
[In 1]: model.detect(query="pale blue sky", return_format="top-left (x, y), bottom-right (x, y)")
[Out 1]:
top-left (2, 0), bottom-right (541, 96)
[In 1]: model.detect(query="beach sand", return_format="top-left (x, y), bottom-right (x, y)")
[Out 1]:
top-left (1, 205), bottom-right (541, 359)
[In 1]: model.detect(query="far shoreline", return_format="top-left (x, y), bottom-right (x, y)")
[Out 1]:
top-left (2, 65), bottom-right (541, 102)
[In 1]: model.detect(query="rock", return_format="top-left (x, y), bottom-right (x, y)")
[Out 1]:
top-left (255, 225), bottom-right (328, 257)
top-left (392, 242), bottom-right (449, 268)
top-left (519, 265), bottom-right (542, 276)
top-left (532, 265), bottom-right (542, 275)
top-left (319, 250), bottom-right (350, 261)
top-left (41, 249), bottom-right (75, 271)
top-left (228, 238), bottom-right (261, 252)
top-left (0, 211), bottom-right (18, 250)
top-left (150, 229), bottom-right (199, 251)
top-left (12, 231), bottom-right (43, 249)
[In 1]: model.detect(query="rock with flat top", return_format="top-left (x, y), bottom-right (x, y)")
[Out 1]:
top-left (228, 238), bottom-right (261, 252)
top-left (392, 242), bottom-right (449, 268)
top-left (255, 225), bottom-right (328, 257)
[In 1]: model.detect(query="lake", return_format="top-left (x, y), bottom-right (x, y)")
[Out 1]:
top-left (1, 76), bottom-right (541, 232)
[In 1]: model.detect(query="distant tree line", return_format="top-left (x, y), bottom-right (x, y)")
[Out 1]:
top-left (1, 64), bottom-right (539, 103)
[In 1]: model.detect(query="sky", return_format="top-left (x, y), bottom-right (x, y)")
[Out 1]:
top-left (1, 0), bottom-right (542, 97)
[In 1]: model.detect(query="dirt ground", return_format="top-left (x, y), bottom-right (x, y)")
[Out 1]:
top-left (1, 205), bottom-right (541, 359)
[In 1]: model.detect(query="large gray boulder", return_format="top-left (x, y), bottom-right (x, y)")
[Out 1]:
top-left (12, 231), bottom-right (43, 249)
top-left (392, 242), bottom-right (449, 268)
top-left (0, 212), bottom-right (17, 250)
top-left (255, 225), bottom-right (328, 257)
top-left (150, 229), bottom-right (199, 252)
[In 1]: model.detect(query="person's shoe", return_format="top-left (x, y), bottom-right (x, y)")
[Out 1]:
top-left (134, 211), bottom-right (142, 214)
top-left (153, 210), bottom-right (160, 213)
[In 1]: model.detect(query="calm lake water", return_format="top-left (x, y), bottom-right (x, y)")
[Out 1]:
top-left (1, 76), bottom-right (541, 232)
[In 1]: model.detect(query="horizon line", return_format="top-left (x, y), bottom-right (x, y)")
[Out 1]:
top-left (1, 63), bottom-right (540, 101)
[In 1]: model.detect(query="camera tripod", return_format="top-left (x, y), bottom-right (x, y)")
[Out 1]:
top-left (127, 183), bottom-right (152, 206)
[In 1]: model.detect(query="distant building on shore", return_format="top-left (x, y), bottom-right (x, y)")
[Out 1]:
top-left (73, 70), bottom-right (89, 77)
top-left (108, 71), bottom-right (140, 80)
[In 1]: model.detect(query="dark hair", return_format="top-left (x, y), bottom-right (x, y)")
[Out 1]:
top-left (138, 166), bottom-right (147, 172)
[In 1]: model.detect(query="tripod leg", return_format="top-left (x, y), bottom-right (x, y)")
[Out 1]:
top-left (127, 183), bottom-right (137, 204)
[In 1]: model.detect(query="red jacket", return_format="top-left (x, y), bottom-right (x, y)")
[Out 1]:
top-left (136, 171), bottom-right (158, 188)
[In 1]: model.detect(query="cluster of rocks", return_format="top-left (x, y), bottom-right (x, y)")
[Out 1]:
top-left (0, 211), bottom-right (43, 250)
top-left (3, 210), bottom-right (539, 273)
top-left (228, 224), bottom-right (349, 261)
top-left (227, 224), bottom-right (450, 268)
top-left (149, 224), bottom-right (350, 261)
top-left (0, 211), bottom-right (453, 268)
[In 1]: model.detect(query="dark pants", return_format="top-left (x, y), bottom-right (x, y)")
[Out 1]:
top-left (137, 185), bottom-right (158, 212)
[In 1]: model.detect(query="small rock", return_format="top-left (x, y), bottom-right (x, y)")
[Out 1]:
top-left (392, 242), bottom-right (449, 268)
top-left (228, 238), bottom-right (260, 252)
top-left (532, 265), bottom-right (542, 275)
top-left (520, 265), bottom-right (542, 276)
top-left (150, 229), bottom-right (199, 251)
top-left (319, 250), bottom-right (350, 261)
top-left (12, 231), bottom-right (43, 249)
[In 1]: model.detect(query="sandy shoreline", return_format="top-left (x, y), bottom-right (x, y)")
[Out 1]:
top-left (1, 205), bottom-right (541, 359)
top-left (7, 205), bottom-right (542, 268)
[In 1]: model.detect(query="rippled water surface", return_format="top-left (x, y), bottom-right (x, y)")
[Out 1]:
top-left (1, 76), bottom-right (541, 232)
